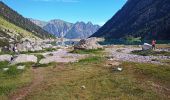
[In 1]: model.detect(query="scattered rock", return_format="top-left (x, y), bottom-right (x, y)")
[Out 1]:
top-left (108, 47), bottom-right (169, 64)
top-left (117, 67), bottom-right (123, 71)
top-left (3, 68), bottom-right (9, 71)
top-left (41, 44), bottom-right (53, 49)
top-left (17, 65), bottom-right (25, 70)
top-left (14, 40), bottom-right (53, 52)
top-left (32, 45), bottom-right (43, 51)
top-left (0, 54), bottom-right (12, 62)
top-left (11, 54), bottom-right (37, 65)
top-left (74, 37), bottom-right (103, 50)
top-left (81, 85), bottom-right (86, 89)
top-left (108, 58), bottom-right (114, 61)
top-left (112, 67), bottom-right (123, 72)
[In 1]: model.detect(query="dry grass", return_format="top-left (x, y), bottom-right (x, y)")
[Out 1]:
top-left (156, 44), bottom-right (170, 49)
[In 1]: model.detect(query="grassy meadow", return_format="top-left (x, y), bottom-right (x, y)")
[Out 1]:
top-left (0, 48), bottom-right (169, 100)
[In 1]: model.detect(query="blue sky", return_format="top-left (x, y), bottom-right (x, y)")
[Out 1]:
top-left (1, 0), bottom-right (126, 25)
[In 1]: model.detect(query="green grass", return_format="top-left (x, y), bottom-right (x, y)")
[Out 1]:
top-left (1, 47), bottom-right (169, 99)
top-left (33, 62), bottom-right (57, 68)
top-left (123, 62), bottom-right (170, 85)
top-left (0, 61), bottom-right (33, 98)
top-left (131, 50), bottom-right (170, 56)
top-left (25, 56), bottom-right (170, 100)
top-left (20, 48), bottom-right (58, 54)
top-left (77, 56), bottom-right (104, 65)
top-left (161, 59), bottom-right (170, 65)
top-left (0, 51), bottom-right (15, 55)
top-left (0, 61), bottom-right (9, 69)
top-left (35, 54), bottom-right (45, 62)
top-left (0, 16), bottom-right (37, 40)
top-left (70, 48), bottom-right (104, 55)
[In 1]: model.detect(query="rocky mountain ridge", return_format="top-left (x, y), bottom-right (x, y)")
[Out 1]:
top-left (30, 19), bottom-right (100, 39)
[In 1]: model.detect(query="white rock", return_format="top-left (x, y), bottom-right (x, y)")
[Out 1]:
top-left (117, 67), bottom-right (123, 71)
top-left (17, 65), bottom-right (25, 70)
top-left (11, 54), bottom-right (37, 65)
top-left (81, 85), bottom-right (86, 89)
top-left (3, 68), bottom-right (9, 71)
top-left (0, 54), bottom-right (12, 62)
top-left (108, 58), bottom-right (114, 61)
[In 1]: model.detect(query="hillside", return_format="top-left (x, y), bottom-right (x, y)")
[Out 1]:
top-left (91, 0), bottom-right (170, 40)
top-left (30, 19), bottom-right (100, 39)
top-left (0, 1), bottom-right (54, 39)
top-left (0, 16), bottom-right (39, 46)
top-left (29, 18), bottom-right (48, 28)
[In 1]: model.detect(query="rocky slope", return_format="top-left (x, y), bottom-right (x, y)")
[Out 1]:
top-left (0, 1), bottom-right (54, 40)
top-left (65, 22), bottom-right (100, 39)
top-left (43, 19), bottom-right (73, 38)
top-left (91, 0), bottom-right (170, 40)
top-left (30, 19), bottom-right (100, 39)
top-left (29, 18), bottom-right (48, 28)
top-left (0, 16), bottom-right (38, 47)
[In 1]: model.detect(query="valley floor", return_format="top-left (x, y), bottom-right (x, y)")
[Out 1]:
top-left (0, 45), bottom-right (170, 100)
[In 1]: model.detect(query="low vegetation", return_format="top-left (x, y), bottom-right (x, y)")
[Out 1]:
top-left (25, 56), bottom-right (169, 99)
top-left (70, 48), bottom-right (104, 55)
top-left (124, 36), bottom-right (141, 43)
top-left (20, 48), bottom-right (58, 54)
top-left (0, 16), bottom-right (36, 40)
top-left (0, 47), bottom-right (169, 99)
top-left (0, 61), bottom-right (33, 99)
top-left (131, 50), bottom-right (170, 56)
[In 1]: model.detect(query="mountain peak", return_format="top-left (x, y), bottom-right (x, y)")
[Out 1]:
top-left (87, 21), bottom-right (92, 24)
top-left (31, 18), bottom-right (100, 39)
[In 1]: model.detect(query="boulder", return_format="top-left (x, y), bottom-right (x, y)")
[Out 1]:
top-left (41, 44), bottom-right (53, 49)
top-left (0, 54), bottom-right (12, 62)
top-left (74, 37), bottom-right (103, 50)
top-left (11, 54), bottom-right (37, 65)
top-left (31, 45), bottom-right (43, 51)
top-left (17, 44), bottom-right (27, 52)
top-left (142, 43), bottom-right (152, 50)
top-left (17, 41), bottom-right (32, 52)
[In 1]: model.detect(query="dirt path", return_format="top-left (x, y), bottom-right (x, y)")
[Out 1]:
top-left (9, 67), bottom-right (45, 100)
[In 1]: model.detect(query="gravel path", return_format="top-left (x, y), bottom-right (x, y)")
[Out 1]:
top-left (106, 46), bottom-right (170, 64)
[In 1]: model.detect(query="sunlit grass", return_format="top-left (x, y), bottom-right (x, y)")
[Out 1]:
top-left (0, 61), bottom-right (33, 98)
top-left (25, 56), bottom-right (170, 100)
